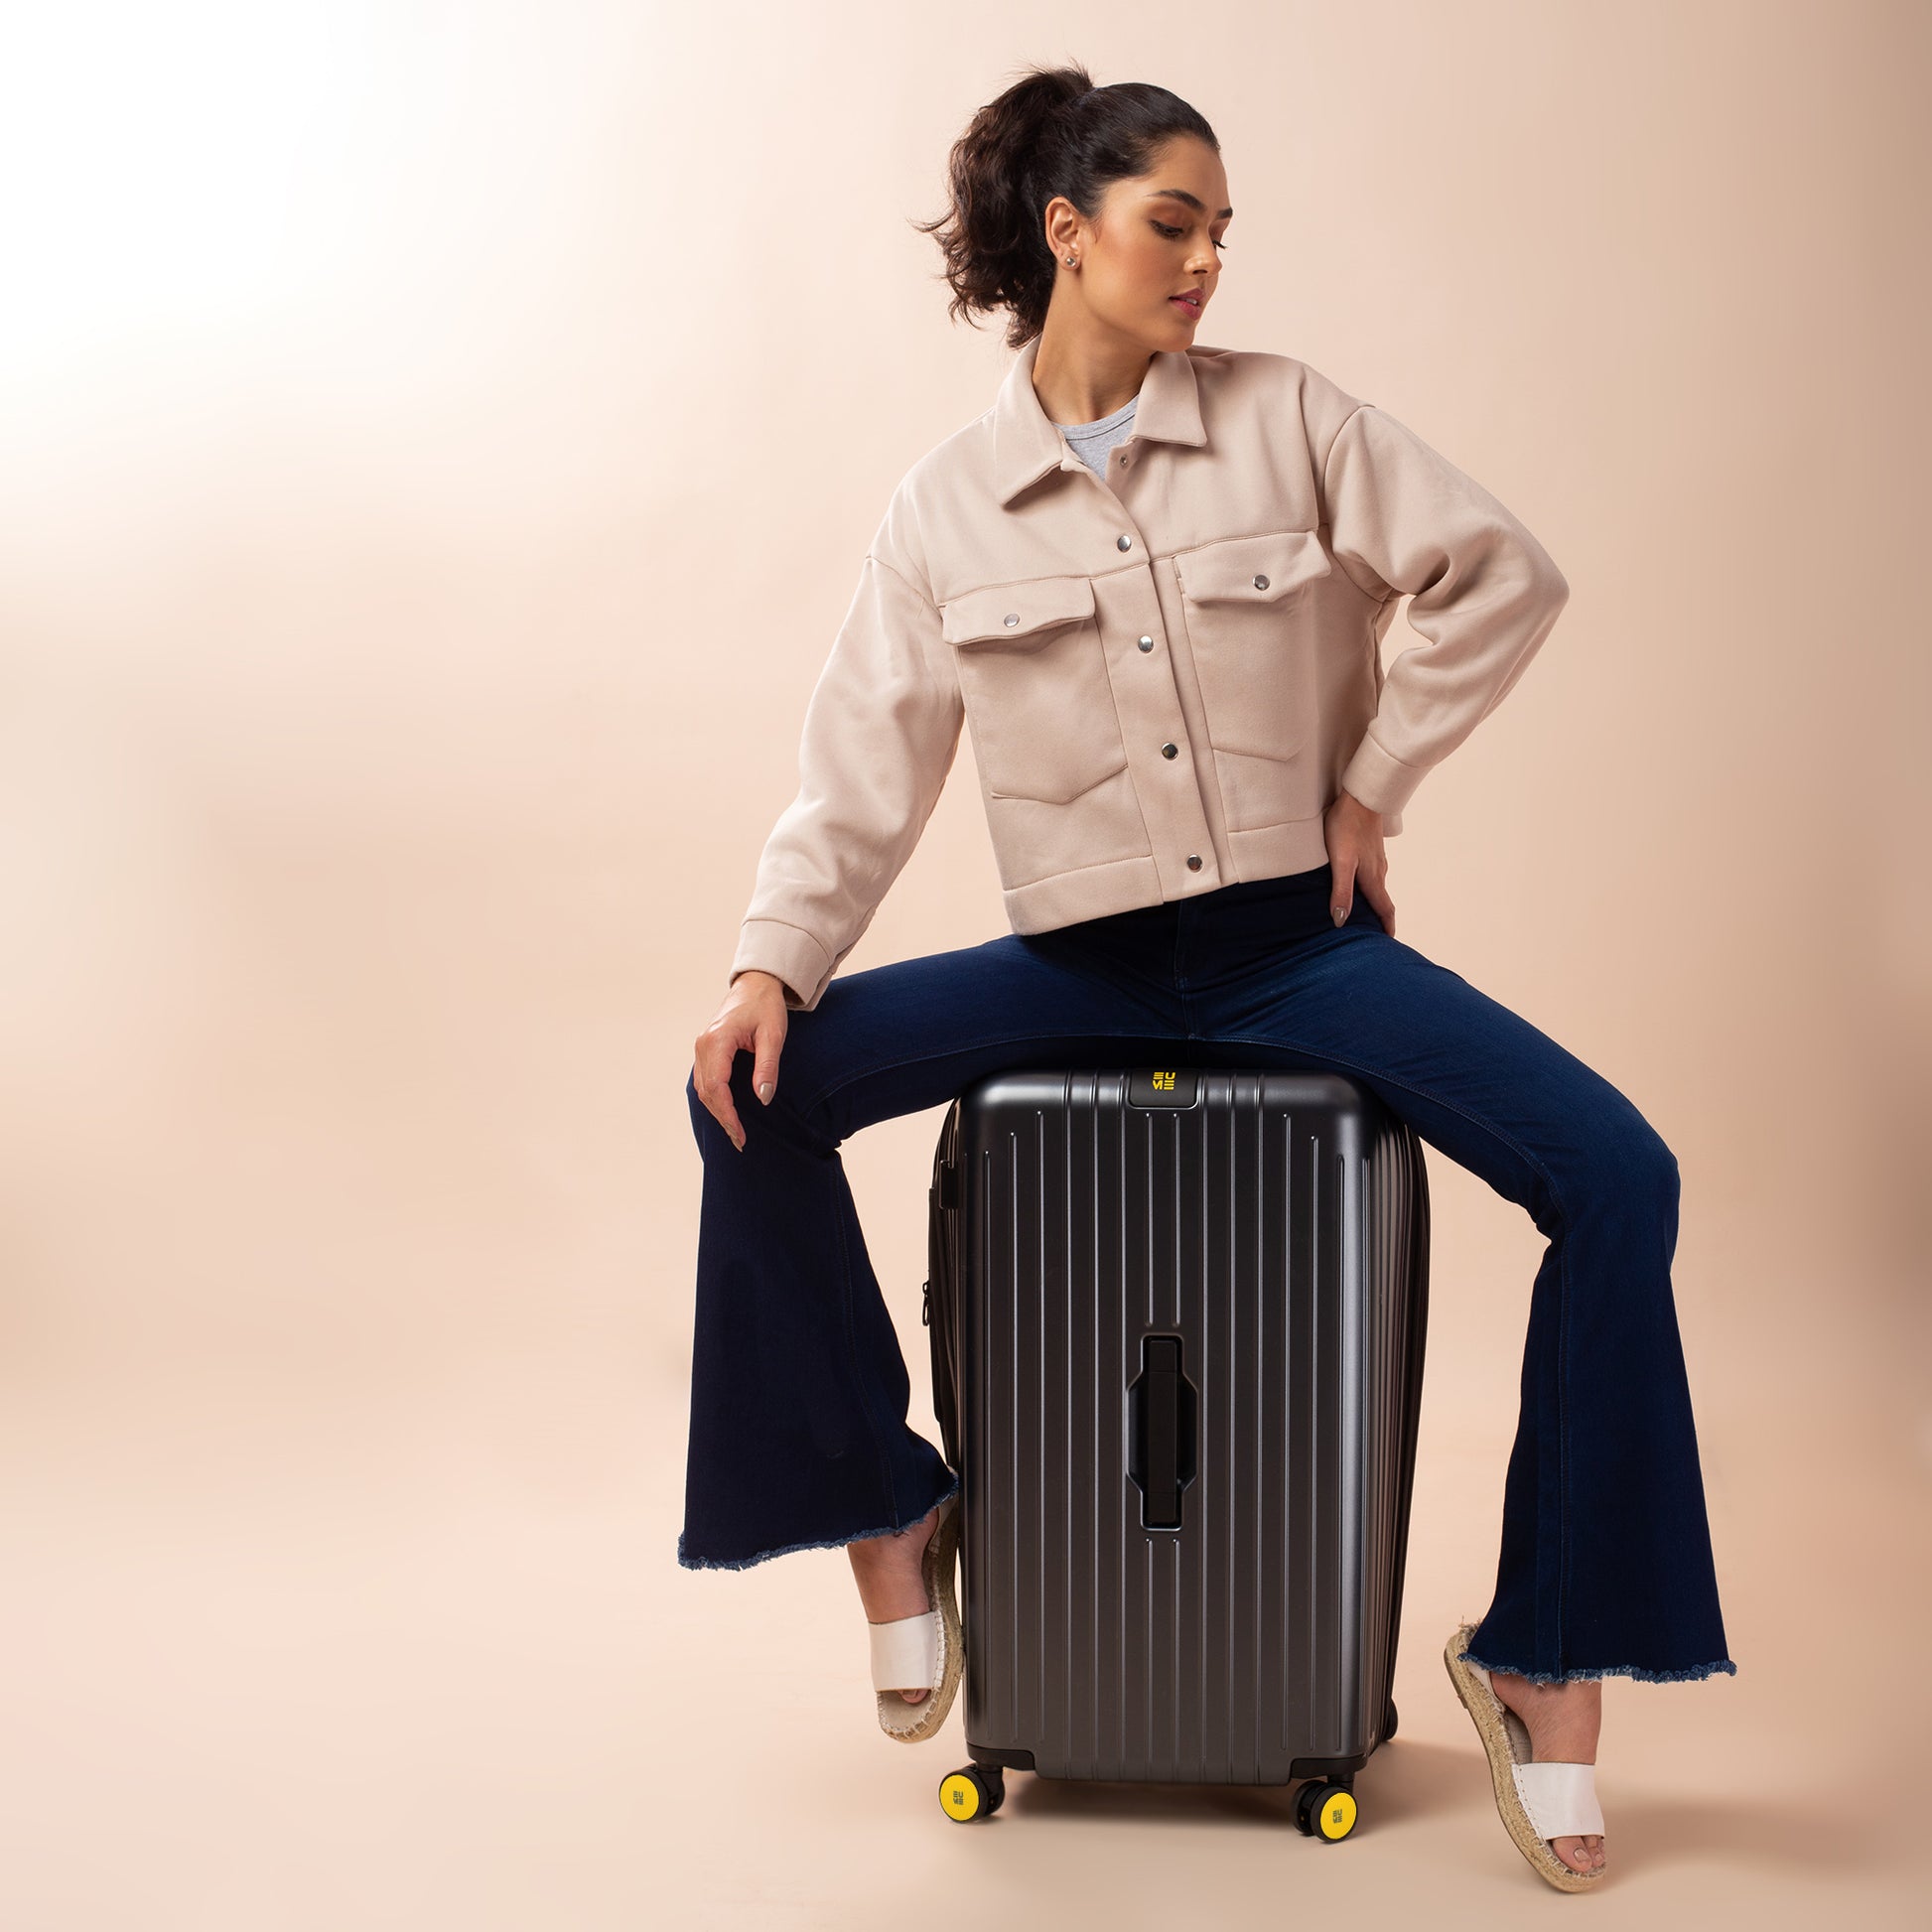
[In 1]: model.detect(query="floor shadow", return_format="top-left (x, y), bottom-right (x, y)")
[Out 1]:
top-left (978, 1735), bottom-right (1892, 1877)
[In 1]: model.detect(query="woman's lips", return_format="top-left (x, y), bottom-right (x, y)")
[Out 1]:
top-left (1170, 294), bottom-right (1201, 318)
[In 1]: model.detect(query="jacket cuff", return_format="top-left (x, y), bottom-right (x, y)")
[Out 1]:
top-left (730, 919), bottom-right (836, 1013)
top-left (1338, 733), bottom-right (1429, 819)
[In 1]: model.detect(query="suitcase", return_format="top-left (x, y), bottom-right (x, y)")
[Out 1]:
top-left (921, 1063), bottom-right (1431, 1838)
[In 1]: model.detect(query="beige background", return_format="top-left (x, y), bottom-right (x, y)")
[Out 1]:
top-left (1, 2), bottom-right (1926, 1926)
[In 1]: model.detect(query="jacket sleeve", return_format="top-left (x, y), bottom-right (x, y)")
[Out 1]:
top-left (1318, 402), bottom-right (1571, 821)
top-left (727, 547), bottom-right (964, 1013)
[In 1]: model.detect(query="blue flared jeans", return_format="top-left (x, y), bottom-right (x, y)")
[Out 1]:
top-left (678, 864), bottom-right (1736, 1685)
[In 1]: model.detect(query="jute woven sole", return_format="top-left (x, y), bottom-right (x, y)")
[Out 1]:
top-left (1443, 1622), bottom-right (1605, 1892)
top-left (875, 1491), bottom-right (964, 1744)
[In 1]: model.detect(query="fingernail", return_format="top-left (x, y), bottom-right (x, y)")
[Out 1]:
top-left (1331, 905), bottom-right (1345, 925)
top-left (758, 1080), bottom-right (772, 1103)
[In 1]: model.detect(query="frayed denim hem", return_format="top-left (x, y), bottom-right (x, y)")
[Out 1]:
top-left (676, 1470), bottom-right (961, 1573)
top-left (1457, 1647), bottom-right (1738, 1684)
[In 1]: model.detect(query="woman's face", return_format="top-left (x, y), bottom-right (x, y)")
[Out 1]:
top-left (1046, 134), bottom-right (1231, 349)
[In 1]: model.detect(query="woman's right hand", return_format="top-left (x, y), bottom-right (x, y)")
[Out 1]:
top-left (692, 970), bottom-right (792, 1152)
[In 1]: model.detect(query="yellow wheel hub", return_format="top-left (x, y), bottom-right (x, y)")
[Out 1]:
top-left (938, 1772), bottom-right (982, 1821)
top-left (1315, 1788), bottom-right (1358, 1840)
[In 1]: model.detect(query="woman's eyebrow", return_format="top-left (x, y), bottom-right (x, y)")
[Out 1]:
top-left (1146, 189), bottom-right (1234, 218)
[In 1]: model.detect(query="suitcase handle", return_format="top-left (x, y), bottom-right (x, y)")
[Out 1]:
top-left (1128, 1333), bottom-right (1197, 1531)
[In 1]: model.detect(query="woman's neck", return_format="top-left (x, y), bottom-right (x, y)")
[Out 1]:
top-left (1030, 327), bottom-right (1154, 427)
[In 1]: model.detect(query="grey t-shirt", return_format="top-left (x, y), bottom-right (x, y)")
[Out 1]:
top-left (1052, 392), bottom-right (1138, 478)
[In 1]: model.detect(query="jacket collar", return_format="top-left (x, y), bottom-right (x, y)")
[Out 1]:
top-left (992, 334), bottom-right (1207, 506)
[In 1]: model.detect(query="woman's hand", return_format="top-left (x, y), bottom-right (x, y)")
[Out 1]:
top-left (1325, 787), bottom-right (1396, 937)
top-left (693, 970), bottom-right (791, 1153)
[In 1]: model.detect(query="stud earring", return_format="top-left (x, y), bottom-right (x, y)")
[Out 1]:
top-left (1064, 253), bottom-right (1077, 267)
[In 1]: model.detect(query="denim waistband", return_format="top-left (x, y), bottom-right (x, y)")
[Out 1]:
top-left (1039, 863), bottom-right (1363, 989)
top-left (1190, 863), bottom-right (1337, 911)
top-left (1065, 861), bottom-right (1341, 942)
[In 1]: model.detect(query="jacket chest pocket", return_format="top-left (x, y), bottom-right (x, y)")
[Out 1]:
top-left (939, 575), bottom-right (1129, 804)
top-left (1173, 528), bottom-right (1332, 763)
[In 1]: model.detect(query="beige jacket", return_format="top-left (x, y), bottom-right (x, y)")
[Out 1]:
top-left (729, 337), bottom-right (1570, 1011)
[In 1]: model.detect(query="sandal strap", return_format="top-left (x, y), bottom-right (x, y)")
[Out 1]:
top-left (1512, 1760), bottom-right (1604, 1840)
top-left (868, 1608), bottom-right (942, 1693)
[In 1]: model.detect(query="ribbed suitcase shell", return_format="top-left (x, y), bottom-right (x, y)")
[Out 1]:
top-left (924, 1065), bottom-right (1430, 1785)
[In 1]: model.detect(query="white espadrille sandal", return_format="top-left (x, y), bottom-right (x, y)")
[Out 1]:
top-left (866, 1490), bottom-right (963, 1743)
top-left (1444, 1623), bottom-right (1607, 1891)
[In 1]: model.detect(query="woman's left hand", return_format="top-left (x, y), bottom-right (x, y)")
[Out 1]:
top-left (1325, 787), bottom-right (1396, 937)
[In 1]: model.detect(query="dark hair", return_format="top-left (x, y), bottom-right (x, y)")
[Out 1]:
top-left (912, 64), bottom-right (1219, 349)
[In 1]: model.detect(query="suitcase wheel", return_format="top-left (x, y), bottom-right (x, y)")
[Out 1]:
top-left (1293, 1779), bottom-right (1359, 1842)
top-left (938, 1764), bottom-right (1005, 1823)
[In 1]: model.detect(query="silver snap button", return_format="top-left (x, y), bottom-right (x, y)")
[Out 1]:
top-left (1253, 574), bottom-right (1270, 590)
top-left (1117, 534), bottom-right (1133, 551)
top-left (1186, 854), bottom-right (1202, 871)
top-left (1003, 613), bottom-right (1020, 626)
top-left (1161, 742), bottom-right (1177, 759)
top-left (1138, 635), bottom-right (1154, 652)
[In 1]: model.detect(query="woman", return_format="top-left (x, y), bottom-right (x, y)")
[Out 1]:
top-left (681, 65), bottom-right (1733, 1890)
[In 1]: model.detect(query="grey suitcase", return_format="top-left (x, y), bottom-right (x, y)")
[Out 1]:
top-left (922, 1063), bottom-right (1431, 1836)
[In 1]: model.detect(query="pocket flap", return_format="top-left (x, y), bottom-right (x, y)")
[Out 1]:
top-left (1175, 528), bottom-right (1331, 605)
top-left (940, 574), bottom-right (1096, 647)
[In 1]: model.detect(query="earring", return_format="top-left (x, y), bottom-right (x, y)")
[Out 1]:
top-left (1064, 253), bottom-right (1077, 268)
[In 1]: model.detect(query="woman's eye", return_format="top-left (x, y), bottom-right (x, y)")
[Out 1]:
top-left (1153, 220), bottom-right (1228, 252)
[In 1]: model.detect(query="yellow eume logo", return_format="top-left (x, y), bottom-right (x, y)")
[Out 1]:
top-left (1152, 1070), bottom-right (1176, 1090)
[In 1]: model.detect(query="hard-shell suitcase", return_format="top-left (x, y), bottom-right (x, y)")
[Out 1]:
top-left (921, 1063), bottom-right (1431, 1836)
